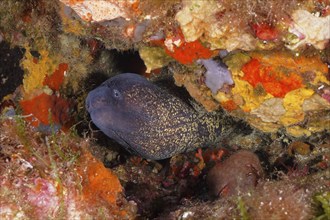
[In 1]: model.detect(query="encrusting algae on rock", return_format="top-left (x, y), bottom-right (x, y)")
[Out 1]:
top-left (237, 51), bottom-right (330, 136)
top-left (0, 115), bottom-right (137, 219)
top-left (21, 48), bottom-right (61, 97)
top-left (19, 47), bottom-right (73, 131)
top-left (173, 50), bottom-right (330, 136)
top-left (78, 150), bottom-right (130, 218)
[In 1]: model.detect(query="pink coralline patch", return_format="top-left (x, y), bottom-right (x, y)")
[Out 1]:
top-left (207, 150), bottom-right (264, 197)
top-left (321, 87), bottom-right (330, 103)
top-left (59, 0), bottom-right (137, 22)
top-left (26, 178), bottom-right (60, 217)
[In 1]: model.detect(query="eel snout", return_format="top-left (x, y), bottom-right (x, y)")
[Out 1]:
top-left (86, 86), bottom-right (109, 113)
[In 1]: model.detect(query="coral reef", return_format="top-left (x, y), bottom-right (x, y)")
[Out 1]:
top-left (0, 0), bottom-right (329, 219)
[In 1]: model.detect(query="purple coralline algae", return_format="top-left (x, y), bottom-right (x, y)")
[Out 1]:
top-left (197, 58), bottom-right (234, 94)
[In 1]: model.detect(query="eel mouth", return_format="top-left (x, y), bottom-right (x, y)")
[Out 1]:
top-left (86, 96), bottom-right (107, 112)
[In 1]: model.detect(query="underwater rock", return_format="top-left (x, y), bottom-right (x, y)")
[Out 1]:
top-left (287, 10), bottom-right (330, 50)
top-left (161, 170), bottom-right (330, 219)
top-left (139, 47), bottom-right (173, 73)
top-left (251, 98), bottom-right (286, 123)
top-left (0, 117), bottom-right (137, 219)
top-left (172, 50), bottom-right (329, 136)
top-left (175, 0), bottom-right (257, 51)
top-left (207, 150), bottom-right (264, 197)
top-left (59, 0), bottom-right (134, 22)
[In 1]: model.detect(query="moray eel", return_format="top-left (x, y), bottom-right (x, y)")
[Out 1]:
top-left (86, 73), bottom-right (229, 160)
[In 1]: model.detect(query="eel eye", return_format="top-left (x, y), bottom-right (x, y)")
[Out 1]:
top-left (113, 89), bottom-right (121, 99)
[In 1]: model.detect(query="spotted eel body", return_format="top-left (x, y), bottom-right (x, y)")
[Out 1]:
top-left (86, 73), bottom-right (230, 160)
